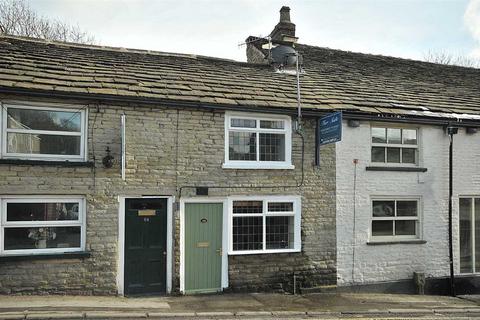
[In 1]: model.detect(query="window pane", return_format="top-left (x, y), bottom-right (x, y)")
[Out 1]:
top-left (266, 216), bottom-right (294, 249)
top-left (475, 199), bottom-right (480, 272)
top-left (402, 148), bottom-right (416, 164)
top-left (460, 198), bottom-right (473, 273)
top-left (231, 118), bottom-right (256, 128)
top-left (397, 201), bottom-right (417, 217)
top-left (395, 220), bottom-right (416, 236)
top-left (387, 147), bottom-right (401, 163)
top-left (229, 131), bottom-right (256, 161)
top-left (233, 201), bottom-right (263, 214)
top-left (259, 133), bottom-right (285, 162)
top-left (371, 147), bottom-right (385, 162)
top-left (373, 201), bottom-right (395, 217)
top-left (260, 120), bottom-right (284, 129)
top-left (372, 128), bottom-right (386, 143)
top-left (387, 128), bottom-right (401, 144)
top-left (232, 216), bottom-right (263, 251)
top-left (7, 108), bottom-right (81, 132)
top-left (7, 202), bottom-right (79, 221)
top-left (268, 202), bottom-right (294, 212)
top-left (7, 133), bottom-right (81, 155)
top-left (372, 221), bottom-right (393, 236)
top-left (402, 129), bottom-right (417, 145)
top-left (4, 227), bottom-right (81, 250)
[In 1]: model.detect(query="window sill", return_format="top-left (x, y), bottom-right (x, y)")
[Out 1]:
top-left (0, 251), bottom-right (91, 262)
top-left (367, 240), bottom-right (427, 245)
top-left (228, 248), bottom-right (301, 255)
top-left (0, 159), bottom-right (94, 167)
top-left (366, 166), bottom-right (427, 172)
top-left (222, 163), bottom-right (295, 170)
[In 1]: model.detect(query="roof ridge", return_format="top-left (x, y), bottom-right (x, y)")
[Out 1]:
top-left (297, 42), bottom-right (480, 72)
top-left (0, 34), bottom-right (247, 65)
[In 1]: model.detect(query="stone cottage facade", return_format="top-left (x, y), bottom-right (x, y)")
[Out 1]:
top-left (0, 7), bottom-right (480, 296)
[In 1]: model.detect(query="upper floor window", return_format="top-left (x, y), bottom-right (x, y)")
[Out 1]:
top-left (1, 104), bottom-right (87, 161)
top-left (371, 127), bottom-right (418, 165)
top-left (223, 113), bottom-right (293, 169)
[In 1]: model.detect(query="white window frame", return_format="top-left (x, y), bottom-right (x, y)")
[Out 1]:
top-left (370, 197), bottom-right (421, 242)
top-left (227, 195), bottom-right (301, 255)
top-left (371, 125), bottom-right (419, 166)
top-left (223, 112), bottom-right (294, 170)
top-left (0, 196), bottom-right (86, 256)
top-left (1, 103), bottom-right (88, 161)
top-left (459, 196), bottom-right (480, 274)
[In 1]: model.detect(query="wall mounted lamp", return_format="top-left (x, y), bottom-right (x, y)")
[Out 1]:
top-left (102, 146), bottom-right (114, 168)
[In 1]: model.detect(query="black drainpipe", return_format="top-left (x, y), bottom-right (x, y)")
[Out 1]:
top-left (447, 126), bottom-right (458, 296)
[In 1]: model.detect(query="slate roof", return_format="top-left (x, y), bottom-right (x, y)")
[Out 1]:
top-left (0, 35), bottom-right (479, 122)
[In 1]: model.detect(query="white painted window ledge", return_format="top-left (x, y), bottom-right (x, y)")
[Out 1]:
top-left (222, 163), bottom-right (295, 170)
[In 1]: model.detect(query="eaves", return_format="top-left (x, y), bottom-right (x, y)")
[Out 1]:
top-left (0, 86), bottom-right (479, 128)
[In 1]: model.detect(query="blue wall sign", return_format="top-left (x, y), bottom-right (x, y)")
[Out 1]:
top-left (318, 111), bottom-right (342, 146)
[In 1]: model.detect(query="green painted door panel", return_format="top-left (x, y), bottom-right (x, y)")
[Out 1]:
top-left (185, 203), bottom-right (223, 294)
top-left (125, 198), bottom-right (167, 295)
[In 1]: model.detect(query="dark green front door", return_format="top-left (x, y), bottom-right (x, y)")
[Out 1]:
top-left (185, 203), bottom-right (223, 294)
top-left (125, 198), bottom-right (167, 295)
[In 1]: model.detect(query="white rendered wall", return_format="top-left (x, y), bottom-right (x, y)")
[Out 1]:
top-left (336, 120), bottom-right (480, 286)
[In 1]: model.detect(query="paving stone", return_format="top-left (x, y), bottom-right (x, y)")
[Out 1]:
top-left (148, 312), bottom-right (196, 318)
top-left (0, 313), bottom-right (25, 320)
top-left (85, 311), bottom-right (146, 318)
top-left (271, 311), bottom-right (306, 316)
top-left (235, 311), bottom-right (273, 316)
top-left (388, 308), bottom-right (434, 314)
top-left (195, 312), bottom-right (234, 317)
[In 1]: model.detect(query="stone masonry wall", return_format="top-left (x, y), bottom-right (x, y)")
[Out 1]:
top-left (0, 95), bottom-right (336, 295)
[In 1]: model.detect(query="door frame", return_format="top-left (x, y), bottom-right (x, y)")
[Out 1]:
top-left (180, 197), bottom-right (229, 294)
top-left (117, 195), bottom-right (174, 296)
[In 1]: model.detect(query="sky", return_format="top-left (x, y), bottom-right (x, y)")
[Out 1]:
top-left (27, 0), bottom-right (480, 63)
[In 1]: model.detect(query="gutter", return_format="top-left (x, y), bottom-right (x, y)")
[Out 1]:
top-left (0, 86), bottom-right (479, 127)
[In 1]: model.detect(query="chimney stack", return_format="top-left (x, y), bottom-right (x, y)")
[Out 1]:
top-left (245, 6), bottom-right (299, 63)
top-left (269, 6), bottom-right (298, 43)
top-left (279, 6), bottom-right (291, 23)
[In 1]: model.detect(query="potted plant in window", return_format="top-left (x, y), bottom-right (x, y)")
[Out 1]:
top-left (28, 228), bottom-right (56, 249)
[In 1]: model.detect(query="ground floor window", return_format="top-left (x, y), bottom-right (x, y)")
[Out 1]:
top-left (228, 196), bottom-right (301, 254)
top-left (371, 198), bottom-right (420, 241)
top-left (460, 197), bottom-right (480, 273)
top-left (0, 196), bottom-right (86, 255)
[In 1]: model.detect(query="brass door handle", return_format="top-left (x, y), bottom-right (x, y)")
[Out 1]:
top-left (216, 248), bottom-right (223, 256)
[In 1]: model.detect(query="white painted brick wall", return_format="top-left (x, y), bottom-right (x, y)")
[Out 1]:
top-left (336, 120), bottom-right (480, 286)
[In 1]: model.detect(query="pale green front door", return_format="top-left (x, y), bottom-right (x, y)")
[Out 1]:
top-left (185, 203), bottom-right (223, 294)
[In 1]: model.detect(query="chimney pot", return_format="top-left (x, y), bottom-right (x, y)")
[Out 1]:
top-left (280, 6), bottom-right (291, 23)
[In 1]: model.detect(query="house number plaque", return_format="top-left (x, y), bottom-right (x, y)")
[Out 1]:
top-left (197, 242), bottom-right (210, 248)
top-left (138, 209), bottom-right (156, 216)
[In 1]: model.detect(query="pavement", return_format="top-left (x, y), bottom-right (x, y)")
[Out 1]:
top-left (0, 293), bottom-right (480, 319)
